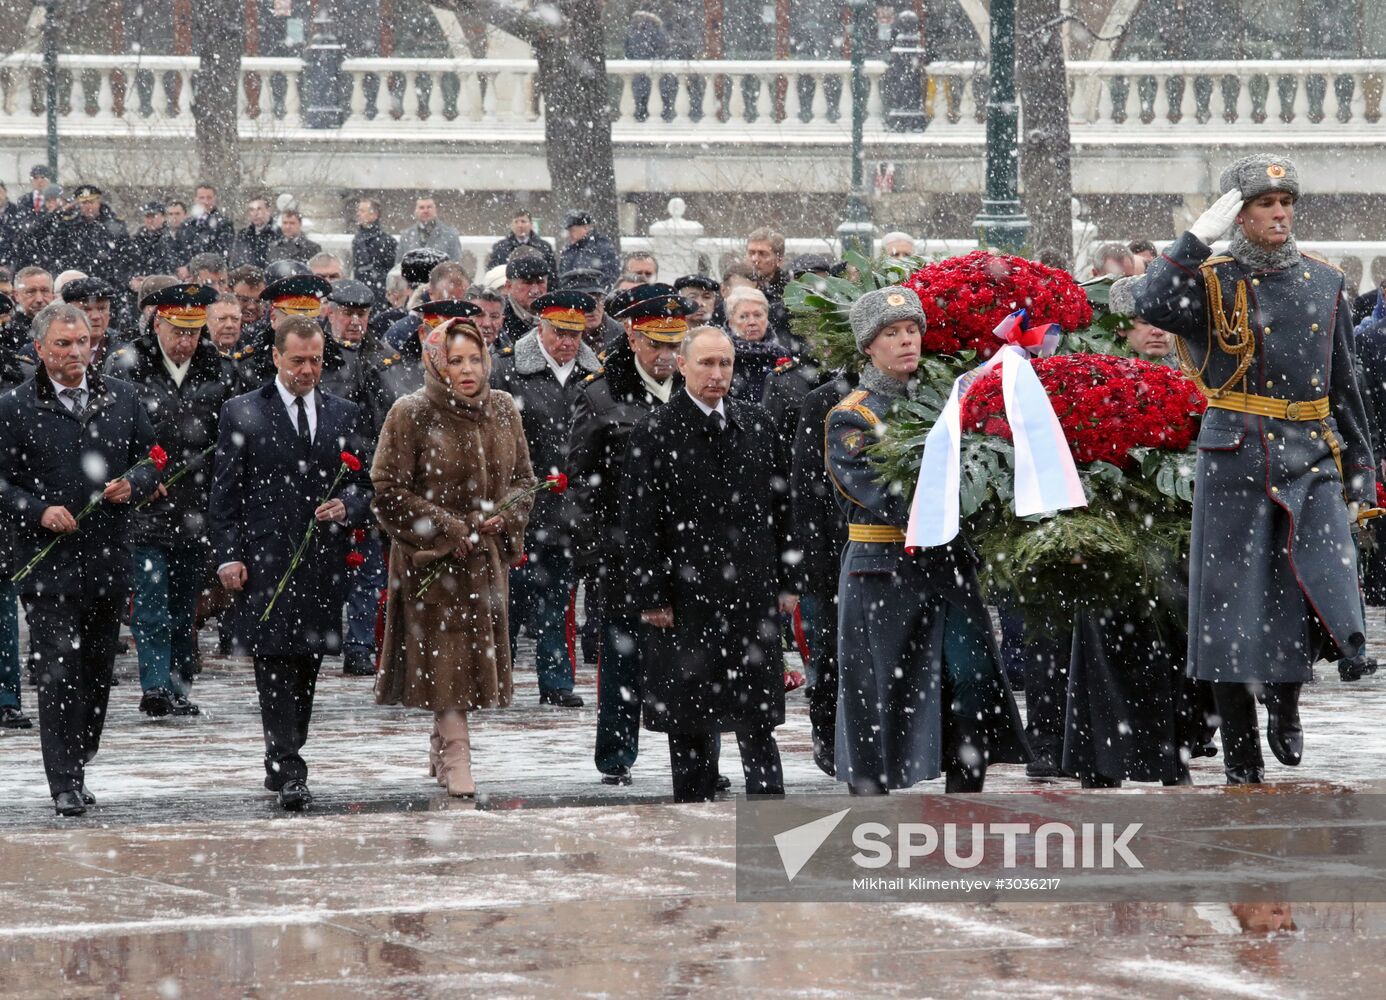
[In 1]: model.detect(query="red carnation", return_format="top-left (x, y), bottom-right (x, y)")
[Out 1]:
top-left (960, 355), bottom-right (1206, 468)
top-left (345, 551), bottom-right (366, 569)
top-left (352, 528), bottom-right (367, 544)
top-left (776, 356), bottom-right (791, 366)
top-left (340, 451), bottom-right (362, 472)
top-left (149, 444), bottom-right (169, 471)
top-left (546, 473), bottom-right (569, 494)
top-left (1377, 482), bottom-right (1386, 508)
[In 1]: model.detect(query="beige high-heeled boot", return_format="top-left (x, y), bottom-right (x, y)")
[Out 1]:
top-left (434, 709), bottom-right (475, 798)
top-left (428, 719), bottom-right (443, 783)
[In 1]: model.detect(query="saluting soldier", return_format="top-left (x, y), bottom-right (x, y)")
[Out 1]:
top-left (825, 287), bottom-right (1029, 794)
top-left (1133, 154), bottom-right (1376, 784)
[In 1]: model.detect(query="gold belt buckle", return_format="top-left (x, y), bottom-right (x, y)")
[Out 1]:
top-left (1284, 400), bottom-right (1302, 420)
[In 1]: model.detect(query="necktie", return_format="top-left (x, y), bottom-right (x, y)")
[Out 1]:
top-left (294, 395), bottom-right (311, 444)
top-left (705, 409), bottom-right (724, 436)
top-left (61, 387), bottom-right (86, 417)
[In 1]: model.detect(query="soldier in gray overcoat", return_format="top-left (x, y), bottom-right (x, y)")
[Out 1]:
top-left (1133, 153), bottom-right (1377, 784)
top-left (824, 287), bottom-right (1029, 794)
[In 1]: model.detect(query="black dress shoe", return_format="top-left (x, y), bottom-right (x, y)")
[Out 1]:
top-left (278, 779), bottom-right (312, 811)
top-left (811, 736), bottom-right (836, 777)
top-left (1191, 740), bottom-right (1219, 759)
top-left (539, 689), bottom-right (584, 708)
top-left (109, 673), bottom-right (121, 686)
top-left (169, 694), bottom-right (201, 717)
top-left (0, 705), bottom-right (33, 729)
top-left (53, 791), bottom-right (87, 817)
top-left (1079, 773), bottom-right (1121, 789)
top-left (1266, 719), bottom-right (1303, 767)
top-left (715, 773), bottom-right (731, 792)
top-left (1025, 754), bottom-right (1066, 779)
top-left (343, 649), bottom-right (376, 676)
top-left (600, 768), bottom-right (633, 786)
top-left (1224, 765), bottom-right (1264, 785)
top-left (1339, 655), bottom-right (1378, 682)
top-left (139, 689), bottom-right (174, 717)
top-left (79, 784), bottom-right (96, 805)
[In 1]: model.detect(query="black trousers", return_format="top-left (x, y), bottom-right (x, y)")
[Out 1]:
top-left (24, 592), bottom-right (124, 797)
top-left (1212, 680), bottom-right (1300, 771)
top-left (667, 724), bottom-right (783, 803)
top-left (805, 589), bottom-right (840, 768)
top-left (253, 654), bottom-right (324, 788)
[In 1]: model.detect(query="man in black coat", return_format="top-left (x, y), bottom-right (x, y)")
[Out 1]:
top-left (350, 198), bottom-right (398, 306)
top-left (188, 184), bottom-right (236, 260)
top-left (568, 287), bottom-right (691, 783)
top-left (491, 291), bottom-right (602, 707)
top-left (49, 186), bottom-right (132, 289)
top-left (230, 197), bottom-right (279, 270)
top-left (558, 212), bottom-right (620, 287)
top-left (486, 209), bottom-right (557, 272)
top-left (104, 283), bottom-right (237, 718)
top-left (622, 325), bottom-right (797, 802)
top-left (498, 251), bottom-right (550, 351)
top-left (0, 291), bottom-right (33, 731)
top-left (209, 317), bottom-right (373, 810)
top-left (0, 301), bottom-right (160, 816)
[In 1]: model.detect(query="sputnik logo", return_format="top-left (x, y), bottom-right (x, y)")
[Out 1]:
top-left (774, 808), bottom-right (851, 882)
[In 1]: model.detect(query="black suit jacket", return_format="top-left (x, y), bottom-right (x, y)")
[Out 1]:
top-left (208, 382), bottom-right (373, 655)
top-left (0, 367), bottom-right (158, 595)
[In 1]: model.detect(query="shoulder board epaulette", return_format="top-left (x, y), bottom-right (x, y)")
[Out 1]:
top-left (501, 346), bottom-right (514, 356)
top-left (597, 349), bottom-right (607, 362)
top-left (237, 345), bottom-right (256, 357)
top-left (1301, 250), bottom-right (1342, 272)
top-left (1201, 255), bottom-right (1235, 266)
top-left (114, 346), bottom-right (131, 359)
top-left (833, 388), bottom-right (880, 427)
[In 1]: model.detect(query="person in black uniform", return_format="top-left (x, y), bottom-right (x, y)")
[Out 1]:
top-left (0, 300), bottom-right (161, 815)
top-left (0, 291), bottom-right (33, 731)
top-left (568, 285), bottom-right (693, 783)
top-left (231, 272), bottom-right (333, 388)
top-left (104, 283), bottom-right (237, 718)
top-left (491, 290), bottom-right (603, 707)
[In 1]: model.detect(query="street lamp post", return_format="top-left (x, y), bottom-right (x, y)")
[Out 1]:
top-left (835, 0), bottom-right (874, 256)
top-left (971, 0), bottom-right (1030, 253)
top-left (42, 0), bottom-right (60, 176)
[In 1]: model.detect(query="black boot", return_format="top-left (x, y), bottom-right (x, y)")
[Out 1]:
top-left (1339, 655), bottom-right (1378, 682)
top-left (944, 766), bottom-right (985, 793)
top-left (1263, 682), bottom-right (1303, 767)
top-left (1213, 682), bottom-right (1264, 784)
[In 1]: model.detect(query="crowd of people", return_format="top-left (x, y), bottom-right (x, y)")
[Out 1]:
top-left (0, 153), bottom-right (1375, 817)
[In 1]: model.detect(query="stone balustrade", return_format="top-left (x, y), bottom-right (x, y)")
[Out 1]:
top-left (4, 54), bottom-right (1383, 141)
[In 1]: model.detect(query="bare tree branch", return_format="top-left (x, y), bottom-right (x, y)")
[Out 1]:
top-left (429, 0), bottom-right (565, 47)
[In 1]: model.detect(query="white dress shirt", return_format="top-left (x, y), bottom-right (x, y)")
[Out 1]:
top-left (161, 348), bottom-right (191, 388)
top-left (634, 357), bottom-right (672, 403)
top-left (684, 387), bottom-right (726, 420)
top-left (276, 377), bottom-right (318, 443)
top-left (537, 339), bottom-right (577, 386)
top-left (56, 375), bottom-right (91, 413)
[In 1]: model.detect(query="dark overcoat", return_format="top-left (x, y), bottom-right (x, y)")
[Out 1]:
top-left (825, 384), bottom-right (1029, 788)
top-left (103, 333), bottom-right (240, 550)
top-left (489, 330), bottom-right (600, 550)
top-left (0, 367), bottom-right (159, 598)
top-left (1135, 232), bottom-right (1376, 682)
top-left (207, 383), bottom-right (373, 656)
top-left (621, 390), bottom-right (794, 734)
top-left (567, 340), bottom-right (680, 611)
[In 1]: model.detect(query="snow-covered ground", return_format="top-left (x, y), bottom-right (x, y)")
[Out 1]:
top-left (2, 612), bottom-right (1386, 997)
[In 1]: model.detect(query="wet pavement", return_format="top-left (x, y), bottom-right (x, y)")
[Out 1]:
top-left (3, 612), bottom-right (1386, 998)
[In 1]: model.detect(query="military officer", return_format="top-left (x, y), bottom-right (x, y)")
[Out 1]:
top-left (375, 298), bottom-right (484, 406)
top-left (232, 272), bottom-right (332, 387)
top-left (568, 284), bottom-right (695, 783)
top-left (1133, 153), bottom-right (1376, 784)
top-left (825, 287), bottom-right (1029, 794)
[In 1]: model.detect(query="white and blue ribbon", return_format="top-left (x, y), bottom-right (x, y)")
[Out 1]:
top-left (905, 309), bottom-right (1087, 549)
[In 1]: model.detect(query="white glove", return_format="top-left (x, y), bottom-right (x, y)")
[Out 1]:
top-left (1189, 189), bottom-right (1244, 245)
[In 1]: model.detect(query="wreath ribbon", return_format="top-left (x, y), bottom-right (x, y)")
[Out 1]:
top-left (905, 309), bottom-right (1088, 549)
